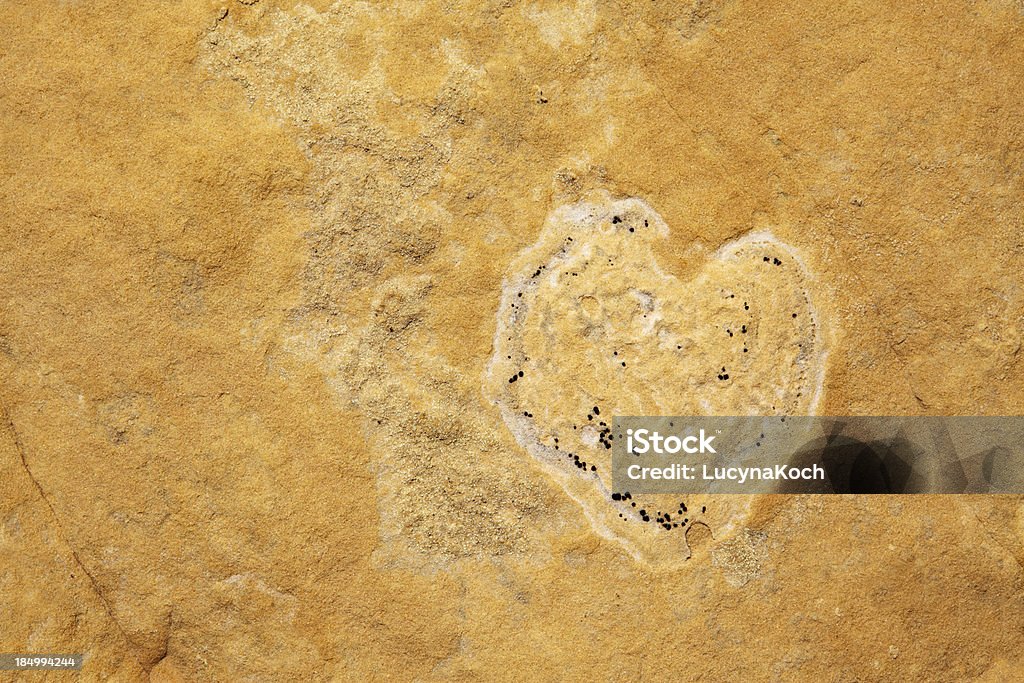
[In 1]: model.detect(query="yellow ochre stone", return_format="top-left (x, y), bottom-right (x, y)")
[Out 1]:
top-left (2, 0), bottom-right (1024, 680)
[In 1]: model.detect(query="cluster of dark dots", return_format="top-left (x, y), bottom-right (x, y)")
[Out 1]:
top-left (570, 452), bottom-right (596, 472)
top-left (552, 438), bottom-right (597, 472)
top-left (712, 252), bottom-right (808, 384)
top-left (612, 498), bottom-right (710, 532)
top-left (584, 405), bottom-right (615, 450)
top-left (715, 252), bottom-right (795, 381)
top-left (549, 408), bottom-right (613, 474)
top-left (607, 214), bottom-right (647, 233)
top-left (522, 411), bottom-right (534, 418)
top-left (715, 292), bottom-right (747, 380)
top-left (508, 370), bottom-right (524, 383)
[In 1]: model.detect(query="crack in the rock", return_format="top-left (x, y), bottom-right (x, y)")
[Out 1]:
top-left (1, 400), bottom-right (146, 668)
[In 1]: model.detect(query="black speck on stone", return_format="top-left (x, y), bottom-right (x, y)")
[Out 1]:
top-left (518, 370), bottom-right (524, 377)
top-left (612, 493), bottom-right (621, 501)
top-left (612, 216), bottom-right (621, 224)
top-left (593, 406), bottom-right (600, 415)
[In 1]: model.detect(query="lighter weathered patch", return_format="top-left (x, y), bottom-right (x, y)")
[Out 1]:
top-left (485, 192), bottom-right (827, 568)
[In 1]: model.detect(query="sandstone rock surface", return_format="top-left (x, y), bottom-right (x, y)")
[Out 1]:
top-left (2, 1), bottom-right (1024, 680)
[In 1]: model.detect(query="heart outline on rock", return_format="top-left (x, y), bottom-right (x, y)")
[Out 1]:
top-left (484, 192), bottom-right (829, 567)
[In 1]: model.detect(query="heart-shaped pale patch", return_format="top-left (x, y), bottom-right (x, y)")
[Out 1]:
top-left (484, 193), bottom-right (828, 567)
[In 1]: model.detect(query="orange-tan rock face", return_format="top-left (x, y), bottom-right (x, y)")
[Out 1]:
top-left (2, 1), bottom-right (1024, 680)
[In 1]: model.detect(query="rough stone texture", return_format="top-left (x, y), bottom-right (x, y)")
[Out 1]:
top-left (484, 194), bottom-right (825, 567)
top-left (2, 0), bottom-right (1024, 680)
